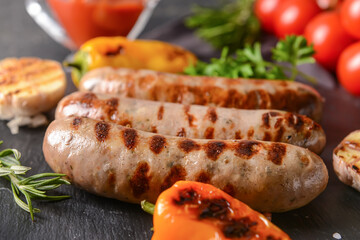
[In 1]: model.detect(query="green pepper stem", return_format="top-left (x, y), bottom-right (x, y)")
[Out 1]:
top-left (141, 200), bottom-right (155, 215)
top-left (63, 62), bottom-right (82, 71)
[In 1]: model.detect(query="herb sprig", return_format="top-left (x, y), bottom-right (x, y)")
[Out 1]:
top-left (0, 141), bottom-right (70, 221)
top-left (185, 0), bottom-right (260, 53)
top-left (184, 35), bottom-right (316, 83)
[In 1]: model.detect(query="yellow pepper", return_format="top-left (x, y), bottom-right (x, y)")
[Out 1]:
top-left (142, 181), bottom-right (291, 240)
top-left (65, 36), bottom-right (197, 87)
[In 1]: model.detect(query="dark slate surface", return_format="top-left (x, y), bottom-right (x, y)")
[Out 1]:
top-left (1, 1), bottom-right (360, 240)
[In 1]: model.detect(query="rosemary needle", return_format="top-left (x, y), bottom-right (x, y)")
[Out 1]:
top-left (0, 140), bottom-right (70, 221)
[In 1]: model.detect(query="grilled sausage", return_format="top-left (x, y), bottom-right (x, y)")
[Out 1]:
top-left (56, 91), bottom-right (326, 154)
top-left (79, 68), bottom-right (324, 121)
top-left (43, 117), bottom-right (328, 212)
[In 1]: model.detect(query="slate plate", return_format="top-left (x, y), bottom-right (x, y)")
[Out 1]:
top-left (1, 21), bottom-right (360, 240)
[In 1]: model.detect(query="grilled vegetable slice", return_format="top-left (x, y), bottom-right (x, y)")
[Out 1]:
top-left (152, 181), bottom-right (291, 240)
top-left (333, 130), bottom-right (360, 191)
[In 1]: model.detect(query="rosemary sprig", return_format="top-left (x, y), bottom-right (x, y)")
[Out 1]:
top-left (184, 35), bottom-right (316, 83)
top-left (0, 140), bottom-right (70, 221)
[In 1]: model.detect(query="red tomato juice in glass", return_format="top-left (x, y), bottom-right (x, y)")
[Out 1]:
top-left (47, 0), bottom-right (144, 47)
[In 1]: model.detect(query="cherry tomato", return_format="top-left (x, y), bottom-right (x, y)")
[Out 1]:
top-left (337, 41), bottom-right (360, 95)
top-left (304, 11), bottom-right (355, 71)
top-left (340, 0), bottom-right (360, 39)
top-left (254, 0), bottom-right (284, 33)
top-left (273, 0), bottom-right (321, 38)
top-left (317, 0), bottom-right (343, 9)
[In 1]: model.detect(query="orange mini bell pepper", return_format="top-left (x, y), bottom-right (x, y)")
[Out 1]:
top-left (65, 36), bottom-right (197, 87)
top-left (150, 181), bottom-right (291, 240)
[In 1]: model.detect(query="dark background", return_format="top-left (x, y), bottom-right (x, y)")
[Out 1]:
top-left (1, 0), bottom-right (360, 240)
top-left (0, 0), bottom-right (216, 59)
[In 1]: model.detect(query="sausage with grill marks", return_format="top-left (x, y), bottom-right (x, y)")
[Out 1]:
top-left (56, 91), bottom-right (326, 154)
top-left (79, 67), bottom-right (324, 121)
top-left (43, 117), bottom-right (328, 212)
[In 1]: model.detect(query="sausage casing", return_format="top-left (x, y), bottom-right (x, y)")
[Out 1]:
top-left (56, 91), bottom-right (326, 153)
top-left (43, 117), bottom-right (328, 212)
top-left (79, 68), bottom-right (324, 121)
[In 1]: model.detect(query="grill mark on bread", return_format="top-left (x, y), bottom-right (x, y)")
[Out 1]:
top-left (204, 127), bottom-right (215, 139)
top-left (150, 135), bottom-right (167, 154)
top-left (129, 162), bottom-right (151, 198)
top-left (235, 141), bottom-right (261, 159)
top-left (0, 63), bottom-right (64, 95)
top-left (195, 171), bottom-right (212, 183)
top-left (179, 139), bottom-right (201, 153)
top-left (71, 117), bottom-right (82, 130)
top-left (0, 67), bottom-right (61, 87)
top-left (207, 107), bottom-right (218, 123)
top-left (157, 105), bottom-right (164, 120)
top-left (267, 143), bottom-right (286, 165)
top-left (184, 105), bottom-right (195, 127)
top-left (122, 128), bottom-right (138, 149)
top-left (160, 165), bottom-right (186, 192)
top-left (204, 141), bottom-right (226, 161)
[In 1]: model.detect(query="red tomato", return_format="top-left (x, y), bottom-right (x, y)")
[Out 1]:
top-left (254, 0), bottom-right (284, 33)
top-left (340, 0), bottom-right (360, 39)
top-left (304, 11), bottom-right (355, 71)
top-left (273, 0), bottom-right (321, 38)
top-left (317, 0), bottom-right (343, 9)
top-left (337, 41), bottom-right (360, 95)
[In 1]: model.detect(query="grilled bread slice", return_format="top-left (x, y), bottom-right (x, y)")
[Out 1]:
top-left (333, 130), bottom-right (360, 191)
top-left (0, 57), bottom-right (66, 120)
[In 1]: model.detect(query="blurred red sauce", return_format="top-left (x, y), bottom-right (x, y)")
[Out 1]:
top-left (47, 0), bottom-right (144, 47)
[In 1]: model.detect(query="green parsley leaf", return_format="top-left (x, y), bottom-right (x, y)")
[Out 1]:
top-left (184, 35), bottom-right (316, 83)
top-left (185, 0), bottom-right (260, 53)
